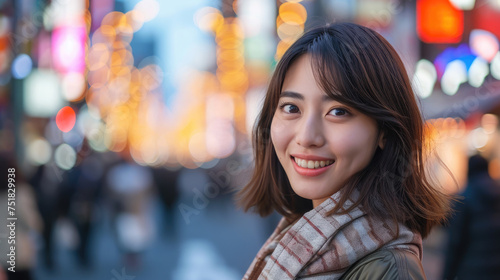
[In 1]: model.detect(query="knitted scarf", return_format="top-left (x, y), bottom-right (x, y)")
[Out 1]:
top-left (243, 190), bottom-right (422, 280)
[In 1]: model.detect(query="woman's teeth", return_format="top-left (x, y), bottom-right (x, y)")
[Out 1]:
top-left (294, 157), bottom-right (334, 169)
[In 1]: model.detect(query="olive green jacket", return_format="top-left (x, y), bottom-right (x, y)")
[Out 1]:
top-left (339, 249), bottom-right (426, 280)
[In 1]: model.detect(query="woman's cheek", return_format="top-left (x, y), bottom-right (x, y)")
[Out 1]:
top-left (329, 129), bottom-right (372, 157)
top-left (271, 116), bottom-right (288, 135)
top-left (327, 129), bottom-right (357, 150)
top-left (270, 118), bottom-right (286, 152)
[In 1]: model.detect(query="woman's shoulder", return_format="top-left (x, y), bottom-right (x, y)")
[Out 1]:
top-left (340, 249), bottom-right (426, 280)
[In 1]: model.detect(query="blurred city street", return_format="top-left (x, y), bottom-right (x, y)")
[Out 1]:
top-left (1, 0), bottom-right (500, 279)
top-left (33, 169), bottom-right (281, 280)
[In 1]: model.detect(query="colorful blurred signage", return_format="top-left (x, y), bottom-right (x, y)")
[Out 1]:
top-left (23, 70), bottom-right (64, 117)
top-left (52, 25), bottom-right (86, 74)
top-left (417, 0), bottom-right (464, 43)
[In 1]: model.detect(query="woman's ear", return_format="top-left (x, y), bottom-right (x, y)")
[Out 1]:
top-left (378, 131), bottom-right (386, 150)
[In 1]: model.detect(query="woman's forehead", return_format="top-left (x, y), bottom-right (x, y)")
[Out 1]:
top-left (280, 54), bottom-right (347, 100)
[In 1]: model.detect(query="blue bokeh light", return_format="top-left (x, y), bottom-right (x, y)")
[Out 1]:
top-left (11, 53), bottom-right (33, 79)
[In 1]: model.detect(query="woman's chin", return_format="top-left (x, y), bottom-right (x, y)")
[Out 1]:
top-left (290, 187), bottom-right (330, 202)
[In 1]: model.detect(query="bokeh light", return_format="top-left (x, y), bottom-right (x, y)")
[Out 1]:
top-left (481, 114), bottom-right (499, 134)
top-left (27, 138), bottom-right (52, 165)
top-left (206, 94), bottom-right (236, 158)
top-left (88, 43), bottom-right (111, 71)
top-left (54, 143), bottom-right (77, 170)
top-left (0, 16), bottom-right (10, 74)
top-left (237, 0), bottom-right (275, 38)
top-left (417, 0), bottom-right (464, 43)
top-left (468, 57), bottom-right (489, 87)
top-left (277, 22), bottom-right (303, 43)
top-left (11, 54), bottom-right (33, 79)
top-left (134, 0), bottom-right (160, 22)
top-left (62, 72), bottom-right (86, 101)
top-left (140, 139), bottom-right (160, 166)
top-left (278, 2), bottom-right (307, 25)
top-left (87, 122), bottom-right (108, 152)
top-left (189, 132), bottom-right (209, 162)
top-left (91, 25), bottom-right (117, 45)
top-left (125, 10), bottom-right (145, 32)
top-left (413, 59), bottom-right (437, 99)
top-left (470, 29), bottom-right (499, 62)
top-left (56, 106), bottom-right (77, 132)
top-left (433, 44), bottom-right (473, 79)
top-left (449, 0), bottom-right (476, 10)
top-left (24, 70), bottom-right (65, 117)
top-left (194, 7), bottom-right (224, 34)
top-left (489, 158), bottom-right (500, 179)
top-left (468, 127), bottom-right (489, 150)
top-left (275, 0), bottom-right (307, 59)
top-left (491, 52), bottom-right (500, 79)
top-left (441, 60), bottom-right (467, 95)
top-left (52, 25), bottom-right (87, 74)
top-left (489, 0), bottom-right (500, 10)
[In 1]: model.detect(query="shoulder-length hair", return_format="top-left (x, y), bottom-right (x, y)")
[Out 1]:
top-left (237, 22), bottom-right (450, 238)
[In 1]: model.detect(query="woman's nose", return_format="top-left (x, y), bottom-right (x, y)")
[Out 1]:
top-left (295, 114), bottom-right (325, 148)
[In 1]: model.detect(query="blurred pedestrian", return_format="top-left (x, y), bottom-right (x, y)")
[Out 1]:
top-left (106, 158), bottom-right (154, 268)
top-left (0, 154), bottom-right (43, 280)
top-left (443, 154), bottom-right (500, 280)
top-left (29, 162), bottom-right (65, 271)
top-left (58, 141), bottom-right (105, 268)
top-left (151, 166), bottom-right (180, 237)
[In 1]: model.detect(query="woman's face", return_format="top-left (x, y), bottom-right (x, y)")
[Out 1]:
top-left (271, 54), bottom-right (384, 207)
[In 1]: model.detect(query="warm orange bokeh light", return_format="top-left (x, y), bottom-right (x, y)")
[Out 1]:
top-left (489, 158), bottom-right (500, 180)
top-left (87, 43), bottom-right (110, 71)
top-left (194, 7), bottom-right (224, 34)
top-left (275, 2), bottom-right (307, 60)
top-left (277, 22), bottom-right (303, 43)
top-left (279, 2), bottom-right (307, 25)
top-left (275, 40), bottom-right (292, 60)
top-left (56, 106), bottom-right (76, 132)
top-left (101, 11), bottom-right (125, 28)
top-left (92, 25), bottom-right (117, 45)
top-left (417, 0), bottom-right (463, 43)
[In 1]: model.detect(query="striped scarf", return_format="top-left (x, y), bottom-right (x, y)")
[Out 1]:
top-left (243, 190), bottom-right (422, 280)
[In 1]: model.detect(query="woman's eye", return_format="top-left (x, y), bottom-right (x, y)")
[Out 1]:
top-left (282, 104), bottom-right (299, 114)
top-left (328, 108), bottom-right (348, 116)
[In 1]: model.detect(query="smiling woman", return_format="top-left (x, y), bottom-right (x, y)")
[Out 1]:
top-left (237, 22), bottom-right (451, 280)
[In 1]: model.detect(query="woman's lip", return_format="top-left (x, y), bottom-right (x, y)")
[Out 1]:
top-left (291, 156), bottom-right (334, 177)
top-left (290, 154), bottom-right (335, 161)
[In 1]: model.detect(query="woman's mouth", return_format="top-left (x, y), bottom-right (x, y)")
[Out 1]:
top-left (290, 156), bottom-right (335, 177)
top-left (292, 156), bottom-right (335, 169)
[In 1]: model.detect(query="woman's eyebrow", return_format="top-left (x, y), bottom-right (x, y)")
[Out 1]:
top-left (280, 91), bottom-right (304, 100)
top-left (280, 91), bottom-right (337, 102)
top-left (322, 94), bottom-right (335, 101)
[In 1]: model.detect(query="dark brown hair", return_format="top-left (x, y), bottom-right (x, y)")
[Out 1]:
top-left (237, 22), bottom-right (450, 238)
